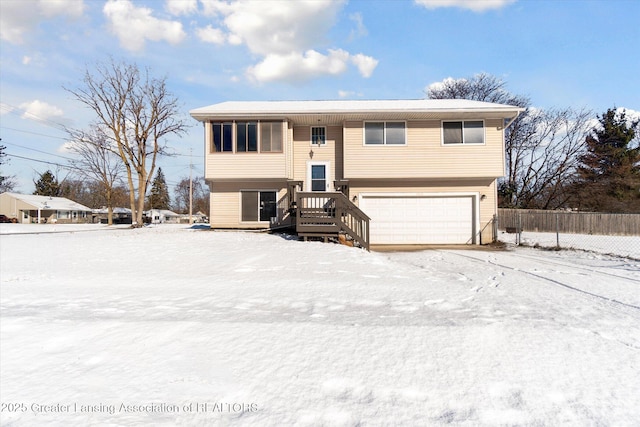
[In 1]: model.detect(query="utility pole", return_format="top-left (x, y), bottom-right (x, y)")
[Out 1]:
top-left (189, 147), bottom-right (193, 225)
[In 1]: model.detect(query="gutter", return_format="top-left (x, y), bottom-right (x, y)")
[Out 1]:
top-left (502, 110), bottom-right (522, 130)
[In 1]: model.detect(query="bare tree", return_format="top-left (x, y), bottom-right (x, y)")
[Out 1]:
top-left (66, 126), bottom-right (125, 225)
top-left (173, 176), bottom-right (209, 214)
top-left (427, 73), bottom-right (591, 209)
top-left (66, 59), bottom-right (188, 226)
top-left (502, 108), bottom-right (592, 209)
top-left (427, 72), bottom-right (529, 107)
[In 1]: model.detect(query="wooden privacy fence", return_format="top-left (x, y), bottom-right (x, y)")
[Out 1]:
top-left (498, 209), bottom-right (640, 236)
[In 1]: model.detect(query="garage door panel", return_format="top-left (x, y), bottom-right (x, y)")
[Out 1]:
top-left (361, 195), bottom-right (474, 244)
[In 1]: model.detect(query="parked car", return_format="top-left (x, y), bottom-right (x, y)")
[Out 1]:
top-left (0, 214), bottom-right (17, 223)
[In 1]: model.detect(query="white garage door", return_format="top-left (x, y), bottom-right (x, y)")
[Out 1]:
top-left (360, 195), bottom-right (475, 244)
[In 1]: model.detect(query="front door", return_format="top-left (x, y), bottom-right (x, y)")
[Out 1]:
top-left (307, 162), bottom-right (330, 192)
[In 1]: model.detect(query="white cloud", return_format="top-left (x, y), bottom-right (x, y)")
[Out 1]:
top-left (0, 0), bottom-right (85, 44)
top-left (39, 0), bottom-right (84, 18)
top-left (221, 0), bottom-right (345, 56)
top-left (350, 54), bottom-right (378, 78)
top-left (0, 103), bottom-right (17, 116)
top-left (196, 25), bottom-right (225, 44)
top-left (165, 0), bottom-right (198, 16)
top-left (21, 52), bottom-right (45, 67)
top-left (199, 0), bottom-right (230, 17)
top-left (103, 0), bottom-right (186, 52)
top-left (197, 0), bottom-right (378, 83)
top-left (19, 100), bottom-right (64, 123)
top-left (247, 49), bottom-right (351, 83)
top-left (349, 12), bottom-right (368, 39)
top-left (617, 107), bottom-right (640, 123)
top-left (415, 0), bottom-right (516, 12)
top-left (425, 77), bottom-right (462, 94)
top-left (338, 90), bottom-right (364, 98)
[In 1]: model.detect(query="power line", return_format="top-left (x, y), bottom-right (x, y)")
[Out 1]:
top-left (0, 126), bottom-right (68, 141)
top-left (2, 140), bottom-right (75, 161)
top-left (6, 153), bottom-right (81, 171)
top-left (0, 102), bottom-right (69, 133)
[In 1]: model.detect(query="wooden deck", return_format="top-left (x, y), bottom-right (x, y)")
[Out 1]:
top-left (295, 192), bottom-right (370, 251)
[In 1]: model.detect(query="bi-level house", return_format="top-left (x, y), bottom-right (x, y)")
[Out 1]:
top-left (189, 100), bottom-right (523, 249)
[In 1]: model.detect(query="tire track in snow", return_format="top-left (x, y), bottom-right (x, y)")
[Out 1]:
top-left (444, 251), bottom-right (640, 311)
top-left (504, 251), bottom-right (640, 283)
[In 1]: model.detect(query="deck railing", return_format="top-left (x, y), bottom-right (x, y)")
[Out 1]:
top-left (269, 192), bottom-right (294, 229)
top-left (296, 191), bottom-right (370, 250)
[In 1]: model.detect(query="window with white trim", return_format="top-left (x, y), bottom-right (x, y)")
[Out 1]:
top-left (442, 120), bottom-right (485, 145)
top-left (364, 121), bottom-right (406, 145)
top-left (311, 126), bottom-right (326, 145)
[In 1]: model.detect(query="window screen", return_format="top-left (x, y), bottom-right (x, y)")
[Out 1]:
top-left (386, 122), bottom-right (405, 145)
top-left (364, 122), bottom-right (384, 145)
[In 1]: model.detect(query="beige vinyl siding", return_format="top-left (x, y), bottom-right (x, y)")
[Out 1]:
top-left (204, 121), bottom-right (288, 180)
top-left (350, 178), bottom-right (498, 244)
top-left (292, 125), bottom-right (343, 186)
top-left (343, 119), bottom-right (504, 179)
top-left (209, 181), bottom-right (287, 229)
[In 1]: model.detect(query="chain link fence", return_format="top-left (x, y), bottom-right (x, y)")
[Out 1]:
top-left (496, 209), bottom-right (640, 260)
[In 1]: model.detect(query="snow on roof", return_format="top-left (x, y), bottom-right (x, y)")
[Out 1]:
top-left (92, 207), bottom-right (132, 214)
top-left (4, 193), bottom-right (92, 211)
top-left (146, 209), bottom-right (180, 217)
top-left (190, 99), bottom-right (524, 120)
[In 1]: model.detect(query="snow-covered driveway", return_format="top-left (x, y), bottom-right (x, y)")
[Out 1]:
top-left (1, 225), bottom-right (638, 426)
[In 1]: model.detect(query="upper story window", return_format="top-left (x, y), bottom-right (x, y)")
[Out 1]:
top-left (211, 121), bottom-right (282, 153)
top-left (364, 121), bottom-right (406, 145)
top-left (442, 120), bottom-right (485, 145)
top-left (236, 122), bottom-right (258, 152)
top-left (311, 126), bottom-right (326, 145)
top-left (260, 122), bottom-right (283, 152)
top-left (212, 122), bottom-right (233, 152)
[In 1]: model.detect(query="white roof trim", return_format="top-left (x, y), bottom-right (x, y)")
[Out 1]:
top-left (190, 99), bottom-right (524, 121)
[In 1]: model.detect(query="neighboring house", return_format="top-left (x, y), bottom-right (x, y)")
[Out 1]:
top-left (177, 212), bottom-right (209, 224)
top-left (91, 207), bottom-right (132, 224)
top-left (189, 99), bottom-right (523, 247)
top-left (0, 192), bottom-right (92, 224)
top-left (145, 209), bottom-right (181, 224)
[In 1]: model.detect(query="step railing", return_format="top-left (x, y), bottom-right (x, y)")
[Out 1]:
top-left (296, 192), bottom-right (370, 250)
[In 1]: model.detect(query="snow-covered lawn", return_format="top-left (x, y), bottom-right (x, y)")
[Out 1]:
top-left (1, 225), bottom-right (639, 426)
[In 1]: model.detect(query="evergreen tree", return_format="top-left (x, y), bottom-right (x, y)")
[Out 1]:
top-left (574, 108), bottom-right (640, 212)
top-left (147, 167), bottom-right (171, 210)
top-left (0, 143), bottom-right (17, 193)
top-left (33, 170), bottom-right (62, 196)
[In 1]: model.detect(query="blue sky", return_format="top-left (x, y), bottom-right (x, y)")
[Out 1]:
top-left (1, 0), bottom-right (638, 195)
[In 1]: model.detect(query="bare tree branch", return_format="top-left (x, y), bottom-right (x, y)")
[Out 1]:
top-left (65, 59), bottom-right (189, 226)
